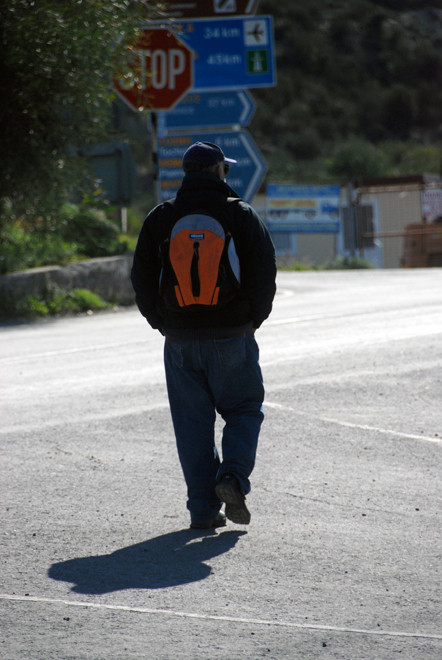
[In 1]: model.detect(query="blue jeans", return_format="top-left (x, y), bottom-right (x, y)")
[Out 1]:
top-left (164, 331), bottom-right (264, 524)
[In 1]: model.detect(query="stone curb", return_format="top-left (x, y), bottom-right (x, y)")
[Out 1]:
top-left (0, 255), bottom-right (135, 305)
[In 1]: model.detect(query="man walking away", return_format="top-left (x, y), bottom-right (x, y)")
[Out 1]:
top-left (131, 141), bottom-right (276, 529)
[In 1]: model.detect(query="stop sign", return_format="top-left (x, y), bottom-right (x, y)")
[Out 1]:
top-left (115, 29), bottom-right (193, 111)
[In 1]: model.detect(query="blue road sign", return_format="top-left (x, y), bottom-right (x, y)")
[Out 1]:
top-left (157, 129), bottom-right (267, 203)
top-left (152, 16), bottom-right (276, 91)
top-left (157, 90), bottom-right (256, 132)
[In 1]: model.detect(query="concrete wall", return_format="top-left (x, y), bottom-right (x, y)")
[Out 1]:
top-left (0, 255), bottom-right (135, 305)
top-left (359, 189), bottom-right (422, 268)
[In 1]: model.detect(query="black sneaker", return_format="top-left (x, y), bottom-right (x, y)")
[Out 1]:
top-left (215, 474), bottom-right (251, 525)
top-left (190, 511), bottom-right (227, 530)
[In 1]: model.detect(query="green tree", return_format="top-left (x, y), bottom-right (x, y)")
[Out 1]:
top-left (254, 0), bottom-right (442, 179)
top-left (327, 138), bottom-right (387, 179)
top-left (0, 0), bottom-right (161, 223)
top-left (399, 144), bottom-right (441, 175)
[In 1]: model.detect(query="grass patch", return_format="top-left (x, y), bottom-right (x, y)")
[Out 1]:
top-left (277, 255), bottom-right (374, 271)
top-left (323, 256), bottom-right (374, 270)
top-left (276, 255), bottom-right (317, 271)
top-left (0, 285), bottom-right (112, 321)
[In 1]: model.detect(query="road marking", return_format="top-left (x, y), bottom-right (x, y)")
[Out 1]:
top-left (0, 402), bottom-right (170, 435)
top-left (0, 340), bottom-right (152, 365)
top-left (1, 594), bottom-right (441, 641)
top-left (265, 401), bottom-right (442, 445)
top-left (264, 301), bottom-right (442, 327)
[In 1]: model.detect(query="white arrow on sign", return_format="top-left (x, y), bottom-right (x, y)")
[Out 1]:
top-left (238, 90), bottom-right (254, 124)
top-left (237, 130), bottom-right (267, 201)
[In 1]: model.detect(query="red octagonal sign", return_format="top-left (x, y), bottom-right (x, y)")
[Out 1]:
top-left (115, 29), bottom-right (194, 112)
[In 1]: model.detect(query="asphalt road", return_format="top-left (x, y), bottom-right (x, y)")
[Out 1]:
top-left (1, 269), bottom-right (441, 659)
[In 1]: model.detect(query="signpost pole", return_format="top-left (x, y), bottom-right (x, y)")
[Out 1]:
top-left (151, 112), bottom-right (159, 206)
top-left (347, 183), bottom-right (356, 256)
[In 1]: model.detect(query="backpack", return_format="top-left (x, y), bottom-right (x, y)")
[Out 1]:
top-left (159, 198), bottom-right (241, 312)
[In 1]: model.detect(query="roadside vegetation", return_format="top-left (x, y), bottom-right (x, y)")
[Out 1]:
top-left (0, 285), bottom-right (112, 322)
top-left (0, 0), bottom-right (159, 282)
top-left (254, 1), bottom-right (442, 182)
top-left (1, 1), bottom-right (440, 319)
top-left (276, 255), bottom-right (373, 271)
top-left (0, 201), bottom-right (134, 276)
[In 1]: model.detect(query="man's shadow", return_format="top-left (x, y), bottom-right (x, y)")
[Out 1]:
top-left (48, 528), bottom-right (246, 594)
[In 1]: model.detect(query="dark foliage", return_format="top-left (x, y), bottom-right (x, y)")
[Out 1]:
top-left (252, 0), bottom-right (442, 174)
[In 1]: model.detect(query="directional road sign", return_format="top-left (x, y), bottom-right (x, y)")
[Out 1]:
top-left (157, 130), bottom-right (267, 203)
top-left (157, 90), bottom-right (256, 132)
top-left (114, 29), bottom-right (194, 111)
top-left (152, 16), bottom-right (275, 91)
top-left (162, 0), bottom-right (260, 17)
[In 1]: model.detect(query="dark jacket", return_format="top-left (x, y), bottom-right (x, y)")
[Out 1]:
top-left (131, 171), bottom-right (276, 338)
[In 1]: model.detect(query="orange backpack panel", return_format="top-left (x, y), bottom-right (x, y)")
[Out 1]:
top-left (160, 206), bottom-right (241, 312)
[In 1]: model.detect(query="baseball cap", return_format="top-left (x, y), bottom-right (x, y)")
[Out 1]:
top-left (182, 141), bottom-right (237, 171)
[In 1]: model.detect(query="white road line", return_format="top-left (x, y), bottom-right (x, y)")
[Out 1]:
top-left (1, 594), bottom-right (441, 641)
top-left (0, 340), bottom-right (151, 365)
top-left (264, 302), bottom-right (442, 327)
top-left (0, 402), bottom-right (170, 435)
top-left (265, 401), bottom-right (442, 445)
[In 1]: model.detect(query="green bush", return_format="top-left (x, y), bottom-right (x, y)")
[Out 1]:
top-left (0, 202), bottom-right (131, 274)
top-left (59, 204), bottom-right (124, 258)
top-left (63, 288), bottom-right (110, 313)
top-left (0, 221), bottom-right (77, 274)
top-left (326, 138), bottom-right (387, 179)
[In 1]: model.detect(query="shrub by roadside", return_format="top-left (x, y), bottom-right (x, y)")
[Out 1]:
top-left (0, 203), bottom-right (130, 275)
top-left (58, 203), bottom-right (128, 259)
top-left (0, 285), bottom-right (112, 321)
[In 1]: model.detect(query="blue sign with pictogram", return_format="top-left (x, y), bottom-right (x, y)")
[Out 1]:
top-left (157, 129), bottom-right (267, 203)
top-left (267, 184), bottom-right (341, 233)
top-left (151, 16), bottom-right (276, 91)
